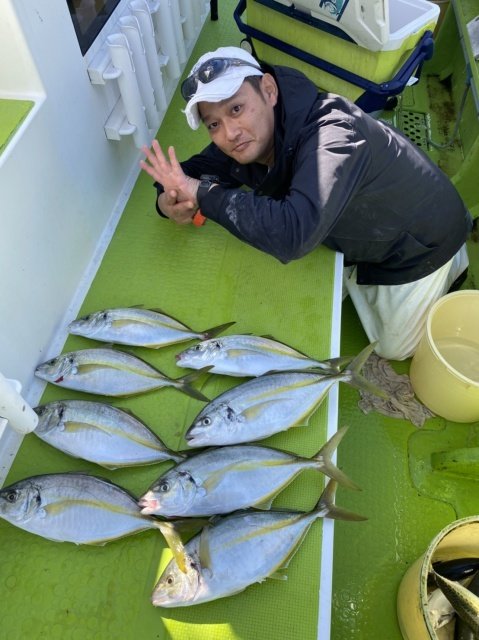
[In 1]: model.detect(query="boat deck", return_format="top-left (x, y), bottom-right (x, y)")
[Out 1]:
top-left (0, 1), bottom-right (478, 639)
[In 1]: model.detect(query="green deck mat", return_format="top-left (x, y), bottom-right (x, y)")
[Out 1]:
top-left (0, 218), bottom-right (336, 640)
top-left (333, 290), bottom-right (479, 639)
top-left (0, 11), bottom-right (339, 639)
top-left (2, 2), bottom-right (479, 639)
top-left (0, 99), bottom-right (33, 155)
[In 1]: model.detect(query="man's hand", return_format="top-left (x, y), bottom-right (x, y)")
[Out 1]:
top-left (140, 141), bottom-right (200, 224)
top-left (157, 189), bottom-right (198, 225)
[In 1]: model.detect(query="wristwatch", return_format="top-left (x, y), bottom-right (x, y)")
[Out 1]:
top-left (197, 174), bottom-right (220, 204)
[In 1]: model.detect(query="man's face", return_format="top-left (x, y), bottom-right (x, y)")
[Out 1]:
top-left (198, 74), bottom-right (278, 167)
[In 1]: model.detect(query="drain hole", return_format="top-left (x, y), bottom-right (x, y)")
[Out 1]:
top-left (398, 110), bottom-right (429, 148)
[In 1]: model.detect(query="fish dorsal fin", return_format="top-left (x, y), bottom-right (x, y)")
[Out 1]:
top-left (260, 335), bottom-right (309, 358)
top-left (149, 308), bottom-right (186, 325)
top-left (117, 406), bottom-right (146, 423)
top-left (268, 571), bottom-right (288, 581)
top-left (253, 497), bottom-right (274, 510)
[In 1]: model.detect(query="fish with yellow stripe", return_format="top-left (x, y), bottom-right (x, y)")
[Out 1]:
top-left (185, 343), bottom-right (385, 446)
top-left (0, 473), bottom-right (167, 545)
top-left (138, 426), bottom-right (358, 517)
top-left (33, 400), bottom-right (184, 468)
top-left (34, 347), bottom-right (209, 401)
top-left (68, 306), bottom-right (234, 349)
top-left (176, 333), bottom-right (353, 377)
top-left (433, 569), bottom-right (479, 637)
top-left (151, 479), bottom-right (366, 607)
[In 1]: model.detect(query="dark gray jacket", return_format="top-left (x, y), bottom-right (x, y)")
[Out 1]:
top-left (162, 65), bottom-right (472, 285)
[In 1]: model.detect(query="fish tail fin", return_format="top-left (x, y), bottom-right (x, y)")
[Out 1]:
top-left (313, 426), bottom-right (361, 491)
top-left (344, 342), bottom-right (388, 399)
top-left (154, 518), bottom-right (210, 573)
top-left (202, 321), bottom-right (236, 339)
top-left (315, 479), bottom-right (367, 522)
top-left (319, 355), bottom-right (354, 373)
top-left (175, 367), bottom-right (211, 402)
top-left (155, 521), bottom-right (188, 573)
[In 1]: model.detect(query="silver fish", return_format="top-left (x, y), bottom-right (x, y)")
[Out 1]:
top-left (434, 570), bottom-right (479, 636)
top-left (426, 587), bottom-right (456, 630)
top-left (35, 347), bottom-right (208, 401)
top-left (0, 473), bottom-right (163, 545)
top-left (151, 480), bottom-right (366, 607)
top-left (175, 334), bottom-right (353, 377)
top-left (33, 400), bottom-right (184, 468)
top-left (455, 571), bottom-right (479, 640)
top-left (138, 427), bottom-right (358, 517)
top-left (185, 343), bottom-right (384, 446)
top-left (69, 307), bottom-right (234, 349)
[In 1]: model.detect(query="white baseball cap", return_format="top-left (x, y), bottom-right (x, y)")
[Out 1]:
top-left (182, 46), bottom-right (264, 130)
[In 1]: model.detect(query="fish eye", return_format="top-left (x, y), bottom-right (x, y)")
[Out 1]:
top-left (193, 344), bottom-right (202, 351)
top-left (68, 356), bottom-right (75, 364)
top-left (5, 491), bottom-right (17, 503)
top-left (201, 417), bottom-right (212, 427)
top-left (159, 482), bottom-right (169, 493)
top-left (166, 574), bottom-right (175, 585)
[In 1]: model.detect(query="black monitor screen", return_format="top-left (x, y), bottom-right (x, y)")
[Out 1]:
top-left (67, 0), bottom-right (122, 55)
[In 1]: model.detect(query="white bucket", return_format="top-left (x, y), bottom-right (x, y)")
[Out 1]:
top-left (410, 290), bottom-right (479, 423)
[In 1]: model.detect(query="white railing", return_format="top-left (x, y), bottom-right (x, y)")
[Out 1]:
top-left (87, 0), bottom-right (209, 148)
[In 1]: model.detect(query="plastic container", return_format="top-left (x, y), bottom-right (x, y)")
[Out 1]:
top-left (410, 290), bottom-right (479, 423)
top-left (397, 516), bottom-right (479, 639)
top-left (293, 0), bottom-right (440, 52)
top-left (234, 0), bottom-right (437, 111)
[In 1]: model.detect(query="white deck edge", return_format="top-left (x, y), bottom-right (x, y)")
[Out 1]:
top-left (0, 157), bottom-right (141, 486)
top-left (317, 251), bottom-right (344, 640)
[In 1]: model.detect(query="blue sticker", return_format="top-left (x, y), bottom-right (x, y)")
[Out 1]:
top-left (318, 0), bottom-right (349, 21)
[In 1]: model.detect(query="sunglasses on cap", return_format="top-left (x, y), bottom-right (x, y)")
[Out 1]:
top-left (181, 57), bottom-right (262, 100)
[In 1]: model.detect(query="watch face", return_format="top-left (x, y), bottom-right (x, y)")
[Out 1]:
top-left (200, 175), bottom-right (220, 183)
top-left (198, 175), bottom-right (220, 203)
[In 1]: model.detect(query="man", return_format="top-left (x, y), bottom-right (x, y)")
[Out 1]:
top-left (140, 46), bottom-right (472, 360)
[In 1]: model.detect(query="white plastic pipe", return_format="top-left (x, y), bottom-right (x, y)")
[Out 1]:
top-left (130, 0), bottom-right (168, 113)
top-left (191, 0), bottom-right (202, 31)
top-left (0, 372), bottom-right (38, 434)
top-left (169, 0), bottom-right (187, 63)
top-left (179, 0), bottom-right (195, 41)
top-left (107, 33), bottom-right (150, 148)
top-left (120, 15), bottom-right (160, 130)
top-left (151, 0), bottom-right (181, 80)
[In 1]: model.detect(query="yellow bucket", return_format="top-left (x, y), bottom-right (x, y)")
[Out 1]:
top-left (397, 516), bottom-right (479, 639)
top-left (410, 290), bottom-right (479, 423)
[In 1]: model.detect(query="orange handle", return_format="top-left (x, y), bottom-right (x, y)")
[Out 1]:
top-left (192, 209), bottom-right (207, 226)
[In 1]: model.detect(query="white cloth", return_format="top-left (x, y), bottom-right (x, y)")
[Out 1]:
top-left (343, 244), bottom-right (469, 360)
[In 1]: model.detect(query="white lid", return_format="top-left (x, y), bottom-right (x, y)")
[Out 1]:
top-left (290, 0), bottom-right (439, 51)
